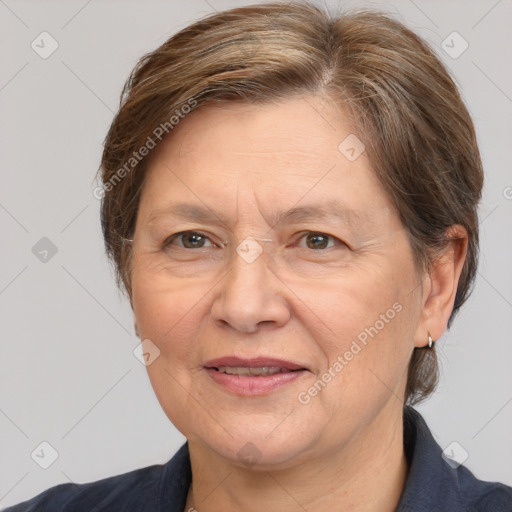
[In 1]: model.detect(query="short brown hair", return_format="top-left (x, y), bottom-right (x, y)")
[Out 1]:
top-left (98, 2), bottom-right (483, 405)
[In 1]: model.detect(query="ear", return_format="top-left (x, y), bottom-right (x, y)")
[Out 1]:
top-left (413, 225), bottom-right (468, 348)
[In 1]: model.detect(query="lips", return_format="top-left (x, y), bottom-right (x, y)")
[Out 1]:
top-left (203, 356), bottom-right (309, 396)
top-left (216, 366), bottom-right (295, 376)
top-left (204, 356), bottom-right (307, 373)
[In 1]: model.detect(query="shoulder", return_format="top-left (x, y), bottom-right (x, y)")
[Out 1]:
top-left (2, 464), bottom-right (162, 512)
top-left (2, 444), bottom-right (192, 512)
top-left (398, 407), bottom-right (512, 512)
top-left (456, 463), bottom-right (512, 512)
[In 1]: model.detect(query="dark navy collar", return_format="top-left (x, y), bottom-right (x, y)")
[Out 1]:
top-left (395, 406), bottom-right (466, 511)
top-left (159, 441), bottom-right (192, 511)
top-left (397, 406), bottom-right (512, 512)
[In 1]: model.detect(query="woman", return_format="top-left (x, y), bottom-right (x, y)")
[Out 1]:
top-left (5, 2), bottom-right (512, 511)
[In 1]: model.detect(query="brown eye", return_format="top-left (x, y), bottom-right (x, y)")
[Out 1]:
top-left (164, 231), bottom-right (213, 249)
top-left (182, 232), bottom-right (207, 248)
top-left (302, 232), bottom-right (335, 250)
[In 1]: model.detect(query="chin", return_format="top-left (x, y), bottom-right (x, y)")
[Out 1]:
top-left (203, 419), bottom-right (321, 470)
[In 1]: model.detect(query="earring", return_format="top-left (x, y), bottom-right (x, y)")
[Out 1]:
top-left (427, 331), bottom-right (434, 348)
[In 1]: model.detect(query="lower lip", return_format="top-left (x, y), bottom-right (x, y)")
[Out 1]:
top-left (205, 368), bottom-right (307, 396)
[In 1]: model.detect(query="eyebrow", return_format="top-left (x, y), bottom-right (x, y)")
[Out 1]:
top-left (146, 200), bottom-right (363, 229)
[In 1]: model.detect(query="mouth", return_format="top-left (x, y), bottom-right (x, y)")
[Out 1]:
top-left (212, 366), bottom-right (303, 376)
top-left (203, 356), bottom-right (309, 396)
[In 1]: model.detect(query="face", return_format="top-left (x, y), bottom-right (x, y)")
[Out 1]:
top-left (131, 96), bottom-right (425, 469)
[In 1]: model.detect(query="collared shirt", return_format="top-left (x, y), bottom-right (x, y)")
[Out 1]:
top-left (4, 407), bottom-right (512, 511)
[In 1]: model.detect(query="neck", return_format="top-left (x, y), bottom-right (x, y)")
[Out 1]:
top-left (184, 403), bottom-right (408, 512)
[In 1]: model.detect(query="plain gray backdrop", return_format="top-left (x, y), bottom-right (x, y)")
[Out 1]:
top-left (1, 0), bottom-right (511, 508)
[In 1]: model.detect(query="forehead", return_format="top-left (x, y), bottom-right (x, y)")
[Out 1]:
top-left (163, 97), bottom-right (349, 162)
top-left (137, 96), bottom-right (397, 227)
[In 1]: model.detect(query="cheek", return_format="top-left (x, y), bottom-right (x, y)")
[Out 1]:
top-left (297, 253), bottom-right (418, 403)
top-left (292, 264), bottom-right (403, 353)
top-left (131, 272), bottom-right (216, 435)
top-left (131, 268), bottom-right (211, 364)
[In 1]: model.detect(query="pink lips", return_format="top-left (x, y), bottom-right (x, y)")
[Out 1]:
top-left (203, 356), bottom-right (309, 396)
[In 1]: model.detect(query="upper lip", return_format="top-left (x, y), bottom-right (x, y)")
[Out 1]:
top-left (204, 356), bottom-right (308, 371)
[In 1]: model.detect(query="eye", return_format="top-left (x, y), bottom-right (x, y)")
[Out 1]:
top-left (297, 232), bottom-right (343, 250)
top-left (163, 231), bottom-right (215, 249)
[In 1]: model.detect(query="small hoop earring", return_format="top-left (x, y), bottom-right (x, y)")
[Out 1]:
top-left (428, 332), bottom-right (434, 348)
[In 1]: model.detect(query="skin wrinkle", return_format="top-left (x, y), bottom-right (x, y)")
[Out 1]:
top-left (129, 97), bottom-right (466, 512)
top-left (143, 202), bottom-right (389, 252)
top-left (141, 154), bottom-right (399, 254)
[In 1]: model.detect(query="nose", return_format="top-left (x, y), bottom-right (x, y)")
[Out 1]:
top-left (210, 246), bottom-right (291, 334)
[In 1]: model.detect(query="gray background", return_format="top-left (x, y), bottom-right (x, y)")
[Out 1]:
top-left (1, 0), bottom-right (511, 507)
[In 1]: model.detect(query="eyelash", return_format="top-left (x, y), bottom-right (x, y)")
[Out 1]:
top-left (162, 230), bottom-right (346, 250)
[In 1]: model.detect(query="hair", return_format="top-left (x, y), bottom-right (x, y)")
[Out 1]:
top-left (98, 1), bottom-right (483, 405)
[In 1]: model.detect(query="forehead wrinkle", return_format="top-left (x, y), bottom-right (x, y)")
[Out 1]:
top-left (269, 201), bottom-right (362, 230)
top-left (146, 199), bottom-right (364, 231)
top-left (147, 202), bottom-right (230, 227)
